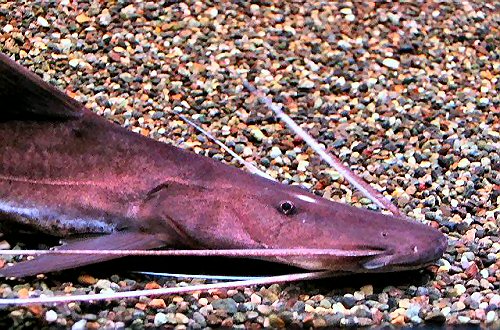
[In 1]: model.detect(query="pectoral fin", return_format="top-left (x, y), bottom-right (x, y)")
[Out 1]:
top-left (0, 231), bottom-right (166, 278)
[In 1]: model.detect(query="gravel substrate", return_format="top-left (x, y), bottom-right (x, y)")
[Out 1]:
top-left (0, 0), bottom-right (499, 329)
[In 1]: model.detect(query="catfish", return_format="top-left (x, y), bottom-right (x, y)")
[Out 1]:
top-left (0, 53), bottom-right (447, 277)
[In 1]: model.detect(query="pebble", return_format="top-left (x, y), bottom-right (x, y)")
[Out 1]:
top-left (154, 313), bottom-right (168, 327)
top-left (2, 24), bottom-right (13, 33)
top-left (457, 158), bottom-right (470, 169)
top-left (45, 310), bottom-right (58, 323)
top-left (269, 146), bottom-right (282, 159)
top-left (382, 58), bottom-right (400, 69)
top-left (36, 16), bottom-right (49, 27)
top-left (212, 298), bottom-right (237, 314)
top-left (486, 311), bottom-right (498, 324)
top-left (298, 79), bottom-right (315, 89)
top-left (71, 320), bottom-right (87, 330)
top-left (175, 313), bottom-right (189, 324)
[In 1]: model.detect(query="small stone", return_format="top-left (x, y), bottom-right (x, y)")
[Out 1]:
top-left (257, 305), bottom-right (272, 315)
top-left (399, 299), bottom-right (410, 308)
top-left (341, 295), bottom-right (357, 309)
top-left (77, 275), bottom-right (97, 285)
top-left (337, 40), bottom-right (351, 50)
top-left (212, 298), bottom-right (237, 314)
top-left (319, 299), bottom-right (331, 309)
top-left (451, 301), bottom-right (466, 312)
top-left (99, 10), bottom-right (112, 26)
top-left (192, 312), bottom-right (206, 327)
top-left (2, 24), bottom-right (13, 33)
top-left (304, 304), bottom-right (315, 313)
top-left (457, 158), bottom-right (470, 169)
top-left (297, 160), bottom-right (309, 172)
top-left (71, 319), bottom-right (87, 330)
top-left (299, 79), bottom-right (315, 89)
top-left (406, 304), bottom-right (421, 319)
top-left (247, 311), bottom-right (259, 320)
top-left (382, 58), bottom-right (400, 69)
top-left (198, 297), bottom-right (208, 306)
top-left (175, 313), bottom-right (189, 324)
top-left (425, 311), bottom-right (446, 323)
top-left (0, 240), bottom-right (11, 250)
top-left (69, 58), bottom-right (80, 68)
top-left (478, 97), bottom-right (490, 107)
top-left (312, 317), bottom-right (327, 327)
top-left (340, 8), bottom-right (352, 15)
top-left (149, 299), bottom-right (166, 309)
top-left (154, 313), bottom-right (167, 327)
top-left (360, 285), bottom-right (373, 296)
top-left (37, 16), bottom-right (50, 27)
top-left (251, 128), bottom-right (266, 142)
top-left (486, 310), bottom-right (498, 323)
top-left (76, 13), bottom-right (91, 24)
top-left (458, 316), bottom-right (471, 324)
top-left (268, 314), bottom-right (285, 328)
top-left (45, 310), bottom-right (58, 323)
top-left (293, 301), bottom-right (305, 312)
top-left (269, 146), bottom-right (282, 159)
top-left (454, 284), bottom-right (466, 296)
top-left (95, 279), bottom-right (112, 290)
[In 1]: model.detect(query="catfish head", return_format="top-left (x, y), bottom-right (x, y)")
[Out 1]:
top-left (145, 163), bottom-right (447, 274)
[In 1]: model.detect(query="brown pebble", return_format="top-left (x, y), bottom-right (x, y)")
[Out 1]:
top-left (268, 314), bottom-right (285, 328)
top-left (206, 314), bottom-right (222, 326)
top-left (17, 288), bottom-right (29, 299)
top-left (465, 263), bottom-right (479, 278)
top-left (221, 317), bottom-right (234, 327)
top-left (135, 302), bottom-right (147, 311)
top-left (86, 322), bottom-right (100, 330)
top-left (27, 305), bottom-right (43, 316)
top-left (145, 282), bottom-right (161, 290)
top-left (312, 317), bottom-right (327, 328)
top-left (391, 315), bottom-right (406, 326)
top-left (148, 298), bottom-right (167, 309)
top-left (77, 274), bottom-right (97, 285)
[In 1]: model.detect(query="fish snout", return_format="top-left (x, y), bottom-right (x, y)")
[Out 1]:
top-left (362, 226), bottom-right (448, 271)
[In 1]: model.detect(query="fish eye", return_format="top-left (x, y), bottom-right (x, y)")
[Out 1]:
top-left (381, 232), bottom-right (388, 237)
top-left (279, 200), bottom-right (296, 215)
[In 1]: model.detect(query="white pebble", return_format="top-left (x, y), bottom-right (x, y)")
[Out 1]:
top-left (270, 146), bottom-right (282, 159)
top-left (382, 58), bottom-right (400, 69)
top-left (69, 58), bottom-right (80, 68)
top-left (297, 160), bottom-right (309, 172)
top-left (154, 312), bottom-right (167, 326)
top-left (340, 8), bottom-right (352, 15)
top-left (345, 14), bottom-right (355, 22)
top-left (71, 319), bottom-right (87, 330)
top-left (45, 310), bottom-right (58, 323)
top-left (37, 16), bottom-right (50, 27)
top-left (486, 310), bottom-right (498, 323)
top-left (3, 24), bottom-right (13, 33)
top-left (479, 97), bottom-right (490, 106)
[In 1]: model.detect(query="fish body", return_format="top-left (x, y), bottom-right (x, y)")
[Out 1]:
top-left (0, 53), bottom-right (447, 277)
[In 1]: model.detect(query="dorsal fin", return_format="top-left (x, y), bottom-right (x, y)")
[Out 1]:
top-left (0, 53), bottom-right (83, 120)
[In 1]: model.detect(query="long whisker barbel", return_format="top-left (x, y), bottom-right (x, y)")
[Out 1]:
top-left (0, 248), bottom-right (383, 257)
top-left (0, 271), bottom-right (337, 305)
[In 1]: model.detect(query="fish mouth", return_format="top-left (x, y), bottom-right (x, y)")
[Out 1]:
top-left (362, 255), bottom-right (437, 272)
top-left (362, 235), bottom-right (448, 271)
top-left (271, 246), bottom-right (388, 271)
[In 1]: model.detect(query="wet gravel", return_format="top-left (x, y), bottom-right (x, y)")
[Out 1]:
top-left (0, 0), bottom-right (499, 329)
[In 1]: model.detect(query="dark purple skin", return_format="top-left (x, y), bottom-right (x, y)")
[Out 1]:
top-left (0, 53), bottom-right (447, 277)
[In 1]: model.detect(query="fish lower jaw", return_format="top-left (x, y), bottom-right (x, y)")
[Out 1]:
top-left (361, 255), bottom-right (440, 273)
